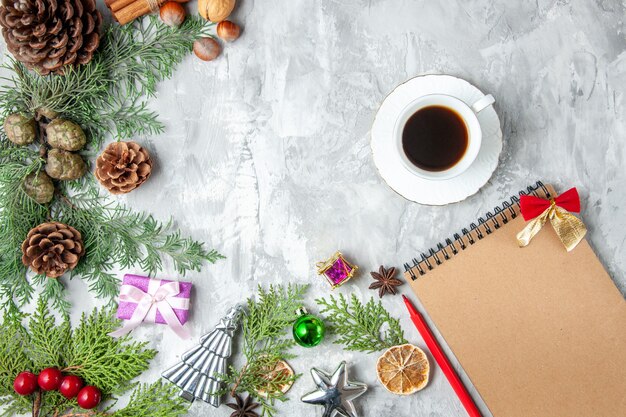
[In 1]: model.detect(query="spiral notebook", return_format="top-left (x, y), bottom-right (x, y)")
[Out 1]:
top-left (404, 182), bottom-right (626, 417)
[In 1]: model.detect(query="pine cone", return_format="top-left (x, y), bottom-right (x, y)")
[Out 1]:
top-left (0, 0), bottom-right (103, 75)
top-left (21, 221), bottom-right (84, 278)
top-left (23, 171), bottom-right (54, 204)
top-left (4, 112), bottom-right (36, 145)
top-left (45, 148), bottom-right (86, 180)
top-left (46, 118), bottom-right (86, 151)
top-left (95, 141), bottom-right (153, 194)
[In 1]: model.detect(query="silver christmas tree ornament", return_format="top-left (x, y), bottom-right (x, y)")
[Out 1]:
top-left (162, 304), bottom-right (244, 407)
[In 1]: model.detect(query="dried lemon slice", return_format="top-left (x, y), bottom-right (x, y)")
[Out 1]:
top-left (256, 359), bottom-right (295, 398)
top-left (376, 343), bottom-right (430, 395)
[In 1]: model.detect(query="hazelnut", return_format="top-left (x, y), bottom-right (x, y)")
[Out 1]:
top-left (217, 20), bottom-right (240, 42)
top-left (160, 1), bottom-right (186, 27)
top-left (193, 37), bottom-right (221, 61)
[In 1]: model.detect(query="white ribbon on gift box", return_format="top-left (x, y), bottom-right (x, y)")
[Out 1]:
top-left (109, 279), bottom-right (190, 339)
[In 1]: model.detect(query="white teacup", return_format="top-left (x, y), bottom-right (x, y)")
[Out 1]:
top-left (394, 93), bottom-right (495, 180)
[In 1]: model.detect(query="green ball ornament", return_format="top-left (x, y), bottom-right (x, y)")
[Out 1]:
top-left (293, 308), bottom-right (325, 348)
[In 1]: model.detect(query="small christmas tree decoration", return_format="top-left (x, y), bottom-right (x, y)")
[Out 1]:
top-left (38, 367), bottom-right (63, 391)
top-left (4, 112), bottom-right (37, 145)
top-left (0, 0), bottom-right (102, 75)
top-left (21, 221), bottom-right (85, 278)
top-left (45, 148), bottom-right (87, 180)
top-left (316, 251), bottom-right (358, 289)
top-left (292, 307), bottom-right (325, 348)
top-left (22, 172), bottom-right (55, 204)
top-left (368, 265), bottom-right (403, 298)
top-left (301, 361), bottom-right (368, 417)
top-left (95, 141), bottom-right (153, 194)
top-left (162, 305), bottom-right (244, 407)
top-left (13, 371), bottom-right (38, 396)
top-left (45, 119), bottom-right (87, 151)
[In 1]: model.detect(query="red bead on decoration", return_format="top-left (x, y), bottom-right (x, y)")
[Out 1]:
top-left (59, 375), bottom-right (84, 399)
top-left (77, 386), bottom-right (101, 409)
top-left (13, 372), bottom-right (38, 396)
top-left (38, 368), bottom-right (63, 391)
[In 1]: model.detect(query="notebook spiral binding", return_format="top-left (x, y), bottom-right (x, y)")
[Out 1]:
top-left (404, 181), bottom-right (551, 281)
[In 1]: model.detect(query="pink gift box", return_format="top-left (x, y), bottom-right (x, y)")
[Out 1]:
top-left (116, 274), bottom-right (192, 326)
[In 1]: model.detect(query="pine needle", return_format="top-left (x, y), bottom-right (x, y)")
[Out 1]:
top-left (0, 17), bottom-right (223, 314)
top-left (316, 294), bottom-right (407, 353)
top-left (0, 16), bottom-right (212, 147)
top-left (226, 284), bottom-right (309, 417)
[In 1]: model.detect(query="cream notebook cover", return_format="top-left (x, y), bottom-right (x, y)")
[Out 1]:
top-left (404, 182), bottom-right (626, 417)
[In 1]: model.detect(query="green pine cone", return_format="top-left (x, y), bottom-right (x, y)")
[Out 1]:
top-left (22, 172), bottom-right (55, 204)
top-left (45, 149), bottom-right (87, 180)
top-left (4, 112), bottom-right (36, 146)
top-left (36, 106), bottom-right (59, 120)
top-left (46, 119), bottom-right (87, 151)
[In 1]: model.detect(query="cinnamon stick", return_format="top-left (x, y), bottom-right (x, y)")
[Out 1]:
top-left (106, 0), bottom-right (166, 25)
top-left (109, 0), bottom-right (136, 12)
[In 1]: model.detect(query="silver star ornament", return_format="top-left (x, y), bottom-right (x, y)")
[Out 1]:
top-left (301, 361), bottom-right (368, 417)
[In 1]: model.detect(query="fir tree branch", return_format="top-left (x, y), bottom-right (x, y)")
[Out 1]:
top-left (55, 185), bottom-right (224, 280)
top-left (109, 382), bottom-right (187, 417)
top-left (0, 16), bottom-right (212, 147)
top-left (0, 16), bottom-right (223, 313)
top-left (0, 300), bottom-right (183, 417)
top-left (0, 157), bottom-right (49, 312)
top-left (316, 294), bottom-right (407, 353)
top-left (226, 284), bottom-right (308, 417)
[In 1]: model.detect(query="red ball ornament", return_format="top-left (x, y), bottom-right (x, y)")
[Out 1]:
top-left (13, 372), bottom-right (38, 396)
top-left (38, 367), bottom-right (62, 391)
top-left (77, 386), bottom-right (101, 409)
top-left (59, 375), bottom-right (84, 399)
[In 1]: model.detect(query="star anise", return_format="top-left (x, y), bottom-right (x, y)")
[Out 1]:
top-left (369, 265), bottom-right (403, 298)
top-left (226, 393), bottom-right (260, 417)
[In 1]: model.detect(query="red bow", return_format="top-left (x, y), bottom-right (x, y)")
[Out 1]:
top-left (520, 188), bottom-right (581, 221)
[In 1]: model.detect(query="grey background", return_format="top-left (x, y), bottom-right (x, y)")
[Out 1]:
top-left (3, 0), bottom-right (626, 416)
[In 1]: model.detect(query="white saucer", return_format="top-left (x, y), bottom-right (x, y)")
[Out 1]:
top-left (371, 74), bottom-right (503, 205)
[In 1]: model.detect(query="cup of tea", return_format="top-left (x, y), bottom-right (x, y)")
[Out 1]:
top-left (394, 93), bottom-right (495, 180)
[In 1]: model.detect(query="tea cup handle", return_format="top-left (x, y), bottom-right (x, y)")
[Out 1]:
top-left (471, 94), bottom-right (495, 113)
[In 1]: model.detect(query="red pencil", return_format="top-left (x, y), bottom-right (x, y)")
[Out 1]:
top-left (402, 295), bottom-right (483, 417)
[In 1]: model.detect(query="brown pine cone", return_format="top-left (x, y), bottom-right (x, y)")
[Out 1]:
top-left (21, 222), bottom-right (85, 278)
top-left (0, 0), bottom-right (102, 75)
top-left (95, 141), bottom-right (153, 195)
